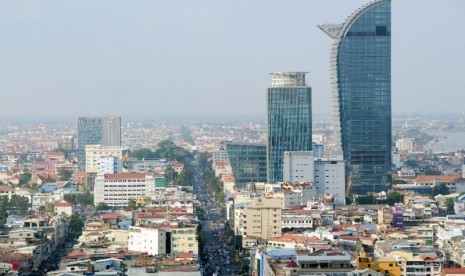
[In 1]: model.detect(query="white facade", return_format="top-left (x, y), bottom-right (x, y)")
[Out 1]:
top-left (94, 173), bottom-right (155, 207)
top-left (283, 151), bottom-right (314, 183)
top-left (128, 226), bottom-right (166, 255)
top-left (314, 154), bottom-right (345, 205)
top-left (271, 191), bottom-right (300, 209)
top-left (85, 145), bottom-right (124, 173)
top-left (212, 144), bottom-right (230, 165)
top-left (99, 156), bottom-right (123, 175)
top-left (396, 138), bottom-right (414, 152)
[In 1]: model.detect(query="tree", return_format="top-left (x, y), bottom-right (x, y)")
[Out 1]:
top-left (173, 170), bottom-right (189, 186)
top-left (68, 214), bottom-right (84, 240)
top-left (355, 195), bottom-right (376, 205)
top-left (433, 183), bottom-right (450, 196)
top-left (130, 148), bottom-right (157, 159)
top-left (96, 202), bottom-right (111, 211)
top-left (392, 179), bottom-right (408, 184)
top-left (0, 197), bottom-right (8, 223)
top-left (65, 190), bottom-right (94, 207)
top-left (164, 166), bottom-right (177, 185)
top-left (386, 191), bottom-right (403, 206)
top-left (124, 199), bottom-right (138, 211)
top-left (446, 198), bottom-right (455, 214)
top-left (196, 152), bottom-right (210, 171)
top-left (19, 173), bottom-right (32, 185)
top-left (9, 195), bottom-right (30, 215)
top-left (57, 167), bottom-right (74, 181)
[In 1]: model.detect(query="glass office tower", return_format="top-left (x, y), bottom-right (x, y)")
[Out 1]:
top-left (77, 116), bottom-right (122, 170)
top-left (319, 0), bottom-right (391, 194)
top-left (226, 143), bottom-right (267, 188)
top-left (267, 72), bottom-right (312, 183)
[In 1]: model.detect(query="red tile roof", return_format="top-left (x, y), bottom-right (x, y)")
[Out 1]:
top-left (0, 185), bottom-right (15, 192)
top-left (104, 173), bottom-right (146, 180)
top-left (414, 175), bottom-right (462, 183)
top-left (54, 200), bottom-right (72, 207)
top-left (442, 268), bottom-right (465, 274)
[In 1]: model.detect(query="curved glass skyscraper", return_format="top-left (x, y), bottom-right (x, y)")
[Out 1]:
top-left (319, 0), bottom-right (391, 194)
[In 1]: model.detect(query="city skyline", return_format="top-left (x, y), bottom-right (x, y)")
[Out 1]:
top-left (0, 0), bottom-right (464, 119)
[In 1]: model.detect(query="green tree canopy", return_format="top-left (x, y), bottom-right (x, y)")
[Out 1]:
top-left (446, 198), bottom-right (455, 214)
top-left (355, 195), bottom-right (376, 205)
top-left (68, 214), bottom-right (84, 240)
top-left (64, 190), bottom-right (94, 207)
top-left (19, 173), bottom-right (32, 185)
top-left (124, 198), bottom-right (138, 211)
top-left (58, 167), bottom-right (74, 181)
top-left (385, 191), bottom-right (403, 206)
top-left (96, 202), bottom-right (111, 211)
top-left (433, 183), bottom-right (450, 196)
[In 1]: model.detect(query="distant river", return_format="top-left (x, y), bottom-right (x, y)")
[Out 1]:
top-left (424, 131), bottom-right (465, 153)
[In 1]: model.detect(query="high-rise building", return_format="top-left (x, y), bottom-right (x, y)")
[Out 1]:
top-left (267, 72), bottom-right (312, 183)
top-left (283, 151), bottom-right (314, 183)
top-left (77, 116), bottom-right (121, 170)
top-left (319, 0), bottom-right (391, 194)
top-left (226, 143), bottom-right (267, 188)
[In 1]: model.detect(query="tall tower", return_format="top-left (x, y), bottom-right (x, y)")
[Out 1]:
top-left (77, 116), bottom-right (122, 170)
top-left (319, 0), bottom-right (391, 194)
top-left (267, 72), bottom-right (312, 183)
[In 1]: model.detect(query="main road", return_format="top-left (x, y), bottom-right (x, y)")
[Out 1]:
top-left (192, 164), bottom-right (239, 276)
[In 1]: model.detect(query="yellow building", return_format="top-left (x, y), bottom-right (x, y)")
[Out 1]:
top-left (171, 226), bottom-right (198, 255)
top-left (358, 251), bottom-right (401, 276)
top-left (136, 196), bottom-right (151, 207)
top-left (243, 197), bottom-right (282, 240)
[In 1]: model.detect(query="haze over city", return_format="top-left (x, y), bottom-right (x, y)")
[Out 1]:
top-left (1, 0), bottom-right (464, 121)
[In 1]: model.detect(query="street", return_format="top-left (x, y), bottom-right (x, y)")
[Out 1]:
top-left (193, 164), bottom-right (239, 276)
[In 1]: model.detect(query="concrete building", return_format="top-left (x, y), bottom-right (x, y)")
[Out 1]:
top-left (54, 200), bottom-right (73, 216)
top-left (98, 156), bottom-right (123, 175)
top-left (314, 153), bottom-right (345, 204)
top-left (128, 226), bottom-right (166, 255)
top-left (94, 173), bottom-right (155, 207)
top-left (396, 138), bottom-right (414, 152)
top-left (243, 198), bottom-right (282, 240)
top-left (283, 151), bottom-right (314, 183)
top-left (312, 143), bottom-right (324, 158)
top-left (171, 226), bottom-right (198, 255)
top-left (85, 145), bottom-right (124, 174)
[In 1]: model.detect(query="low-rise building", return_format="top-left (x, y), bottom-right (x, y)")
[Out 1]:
top-left (94, 173), bottom-right (155, 207)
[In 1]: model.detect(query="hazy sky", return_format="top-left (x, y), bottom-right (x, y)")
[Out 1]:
top-left (1, 0), bottom-right (464, 120)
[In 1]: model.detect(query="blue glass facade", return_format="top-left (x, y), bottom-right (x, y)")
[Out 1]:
top-left (319, 0), bottom-right (391, 194)
top-left (226, 143), bottom-right (267, 188)
top-left (77, 116), bottom-right (121, 171)
top-left (267, 72), bottom-right (312, 183)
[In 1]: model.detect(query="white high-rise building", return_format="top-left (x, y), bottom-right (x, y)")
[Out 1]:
top-left (99, 156), bottom-right (122, 175)
top-left (396, 138), bottom-right (414, 152)
top-left (314, 153), bottom-right (345, 205)
top-left (94, 173), bottom-right (155, 207)
top-left (128, 226), bottom-right (166, 255)
top-left (85, 145), bottom-right (124, 173)
top-left (283, 151), bottom-right (314, 183)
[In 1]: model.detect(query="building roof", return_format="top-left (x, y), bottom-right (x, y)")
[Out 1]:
top-left (0, 185), bottom-right (15, 192)
top-left (54, 200), bottom-right (72, 207)
top-left (414, 175), bottom-right (462, 183)
top-left (442, 268), bottom-right (465, 274)
top-left (104, 173), bottom-right (146, 180)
